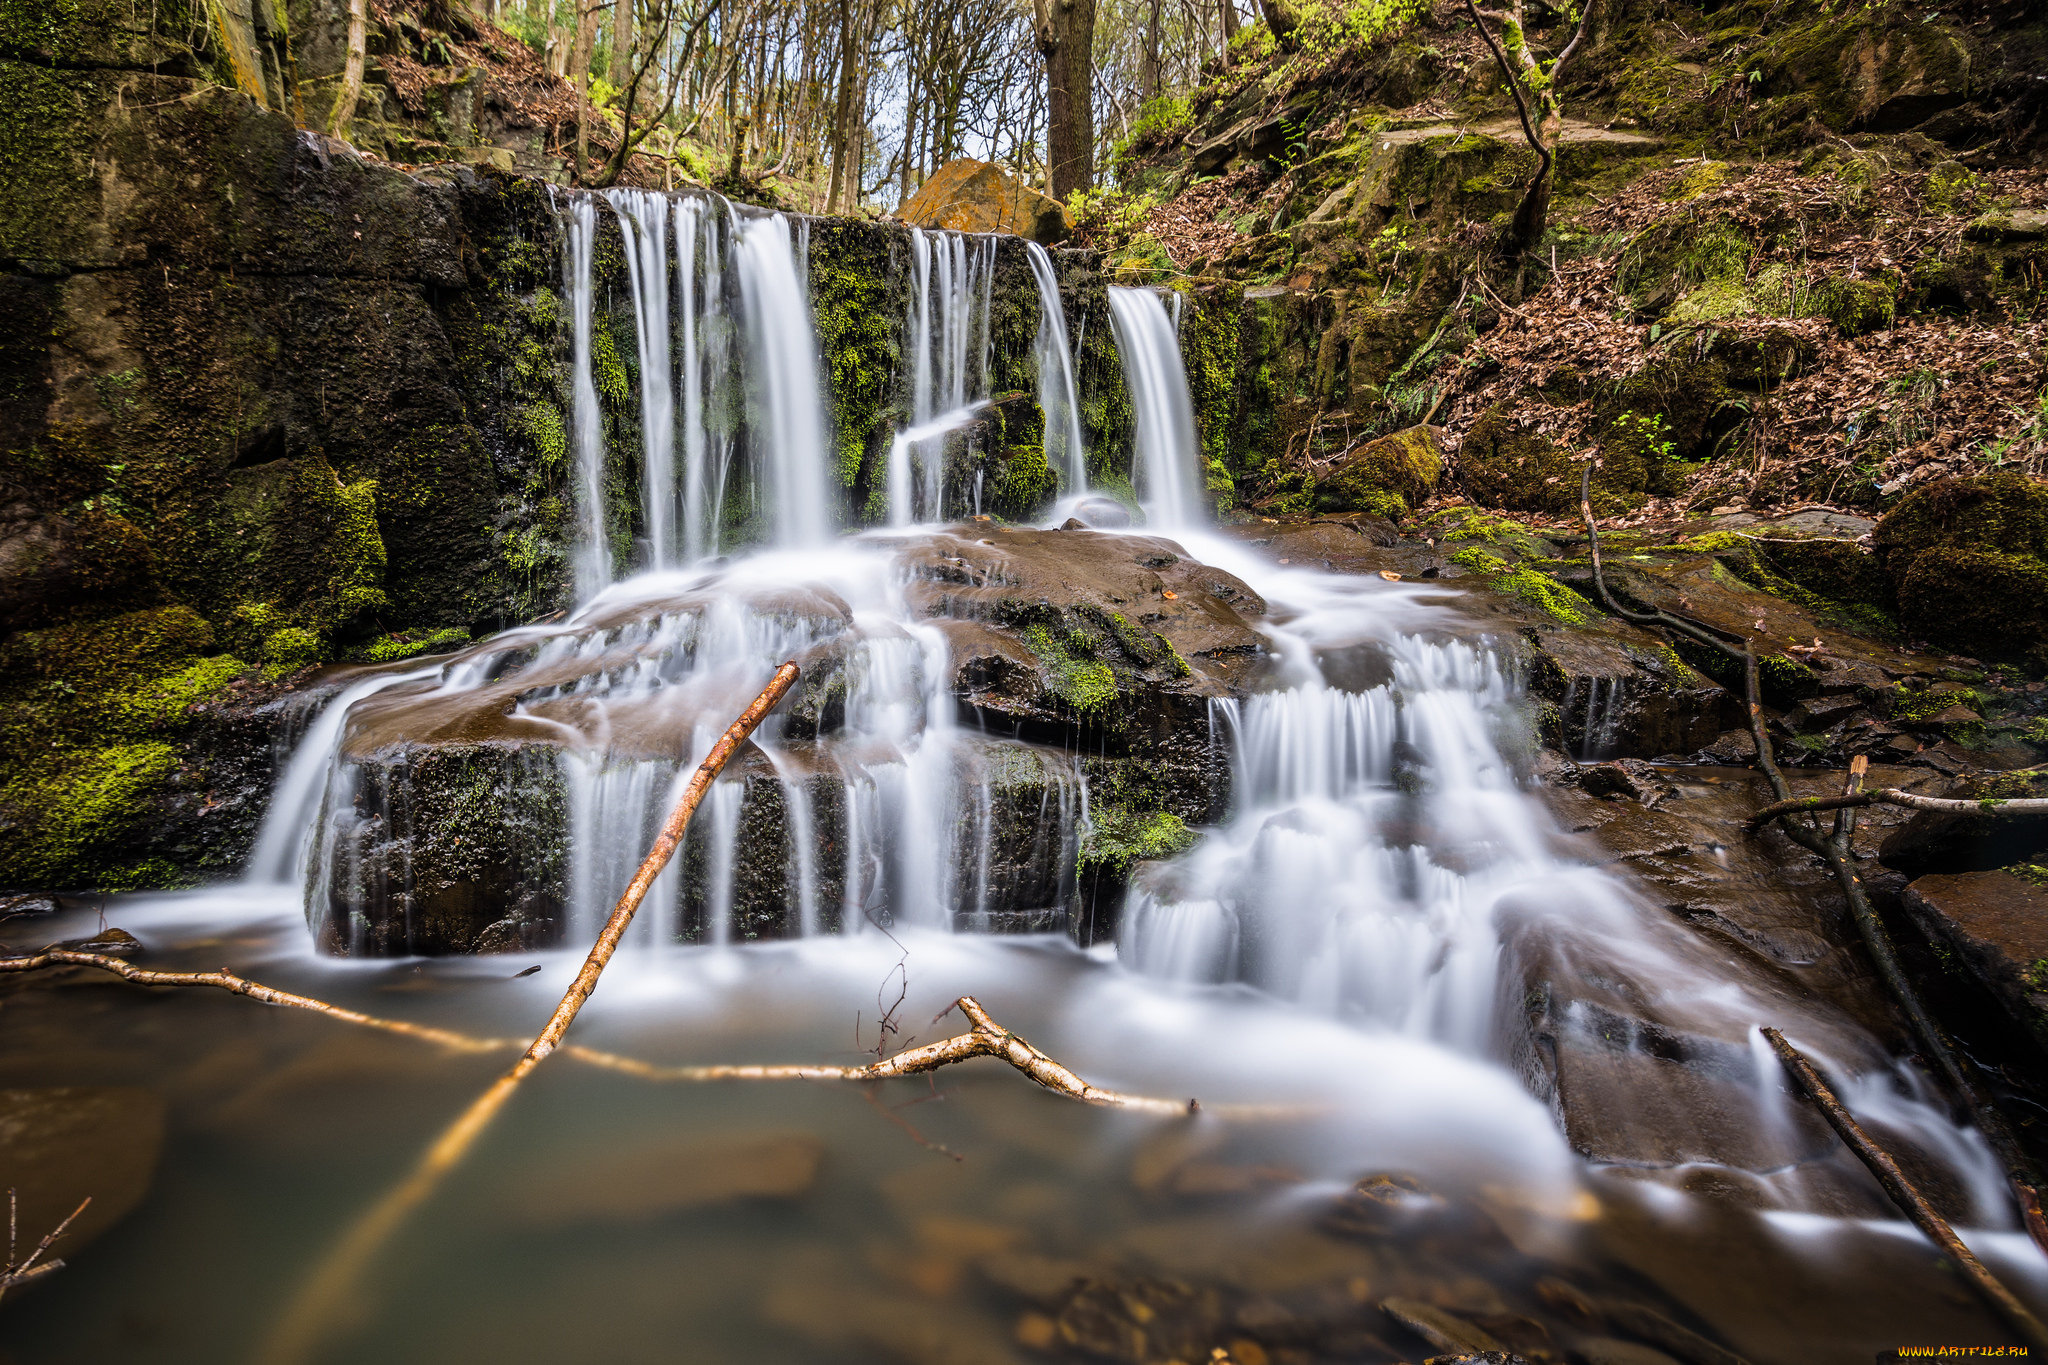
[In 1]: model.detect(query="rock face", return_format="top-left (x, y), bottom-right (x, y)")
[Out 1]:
top-left (1900, 872), bottom-right (2048, 1054)
top-left (899, 158), bottom-right (1070, 245)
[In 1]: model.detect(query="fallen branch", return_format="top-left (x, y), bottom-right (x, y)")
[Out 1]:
top-left (0, 956), bottom-right (1242, 1113)
top-left (258, 662), bottom-right (801, 1365)
top-left (1746, 787), bottom-right (2048, 834)
top-left (1762, 1028), bottom-right (2048, 1352)
top-left (1579, 467), bottom-right (2048, 1254)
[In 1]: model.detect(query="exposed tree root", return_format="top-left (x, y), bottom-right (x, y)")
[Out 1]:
top-left (1579, 466), bottom-right (2048, 1255)
top-left (1763, 1028), bottom-right (2048, 1352)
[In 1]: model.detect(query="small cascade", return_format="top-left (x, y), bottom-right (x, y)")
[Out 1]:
top-left (249, 201), bottom-right (2021, 1262)
top-left (1106, 285), bottom-right (1203, 528)
top-left (673, 195), bottom-right (731, 560)
top-left (1565, 675), bottom-right (1627, 760)
top-left (738, 213), bottom-right (833, 547)
top-left (1026, 242), bottom-right (1086, 494)
top-left (604, 189), bottom-right (677, 569)
top-left (554, 191), bottom-right (830, 569)
top-left (562, 195), bottom-right (611, 596)
top-left (895, 229), bottom-right (997, 522)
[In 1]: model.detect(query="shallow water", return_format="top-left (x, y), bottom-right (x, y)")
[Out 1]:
top-left (3, 882), bottom-right (2044, 1364)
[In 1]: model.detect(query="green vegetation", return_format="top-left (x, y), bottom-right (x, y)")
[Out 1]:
top-left (1080, 805), bottom-right (1197, 878)
top-left (1023, 623), bottom-right (1119, 714)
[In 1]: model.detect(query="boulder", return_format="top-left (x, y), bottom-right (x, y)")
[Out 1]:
top-left (1316, 424), bottom-right (1443, 516)
top-left (1872, 471), bottom-right (2048, 663)
top-left (899, 159), bottom-right (1069, 245)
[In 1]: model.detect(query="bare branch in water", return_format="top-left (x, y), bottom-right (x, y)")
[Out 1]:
top-left (1762, 1028), bottom-right (2048, 1352)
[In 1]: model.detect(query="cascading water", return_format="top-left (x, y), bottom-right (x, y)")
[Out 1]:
top-left (1106, 284), bottom-right (1204, 528)
top-left (226, 194), bottom-right (2042, 1352)
top-left (605, 189), bottom-right (677, 570)
top-left (1027, 241), bottom-right (1086, 495)
top-left (738, 213), bottom-right (834, 547)
top-left (561, 194), bottom-right (611, 597)
top-left (893, 229), bottom-right (997, 523)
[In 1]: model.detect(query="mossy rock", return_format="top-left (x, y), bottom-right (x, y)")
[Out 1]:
top-left (1317, 425), bottom-right (1442, 515)
top-left (1457, 407), bottom-right (1579, 513)
top-left (1875, 471), bottom-right (2048, 574)
top-left (986, 445), bottom-right (1060, 521)
top-left (1896, 548), bottom-right (2048, 668)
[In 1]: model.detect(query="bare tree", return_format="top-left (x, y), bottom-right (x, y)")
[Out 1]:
top-left (1462, 0), bottom-right (1596, 254)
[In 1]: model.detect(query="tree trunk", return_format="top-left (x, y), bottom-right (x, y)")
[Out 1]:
top-left (572, 0), bottom-right (600, 178)
top-left (825, 0), bottom-right (860, 212)
top-left (1140, 0), bottom-right (1162, 103)
top-left (1036, 0), bottom-right (1097, 202)
top-left (329, 0), bottom-right (367, 139)
top-left (1218, 0), bottom-right (1238, 56)
top-left (1256, 0), bottom-right (1296, 43)
top-left (611, 0), bottom-right (633, 84)
top-left (546, 0), bottom-right (568, 76)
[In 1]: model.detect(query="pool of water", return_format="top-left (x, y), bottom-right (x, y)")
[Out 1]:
top-left (3, 887), bottom-right (2042, 1364)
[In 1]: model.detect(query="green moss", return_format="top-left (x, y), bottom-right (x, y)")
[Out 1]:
top-left (1450, 546), bottom-right (1593, 624)
top-left (519, 401), bottom-right (567, 470)
top-left (361, 626), bottom-right (472, 665)
top-left (262, 626), bottom-right (322, 676)
top-left (1079, 805), bottom-right (1197, 878)
top-left (807, 222), bottom-right (901, 496)
top-left (988, 445), bottom-right (1059, 520)
top-left (1427, 506), bottom-right (1553, 559)
top-left (0, 741), bottom-right (175, 887)
top-left (591, 317), bottom-right (630, 407)
top-left (1023, 622), bottom-right (1119, 715)
top-left (1457, 406), bottom-right (1584, 513)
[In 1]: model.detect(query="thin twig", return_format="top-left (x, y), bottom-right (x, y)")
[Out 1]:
top-left (1763, 1028), bottom-right (2048, 1352)
top-left (0, 1193), bottom-right (90, 1304)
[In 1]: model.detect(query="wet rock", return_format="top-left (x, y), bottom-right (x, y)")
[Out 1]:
top-left (1693, 728), bottom-right (1757, 765)
top-left (1899, 871), bottom-right (2048, 1052)
top-left (0, 1087), bottom-right (165, 1269)
top-left (52, 926), bottom-right (142, 954)
top-left (1575, 760), bottom-right (1678, 808)
top-left (1066, 496), bottom-right (1135, 528)
top-left (1779, 693), bottom-right (1864, 731)
top-left (316, 738), bottom-right (568, 956)
top-left (898, 157), bottom-right (1069, 244)
top-left (1319, 1173), bottom-right (1443, 1238)
top-left (508, 1131), bottom-right (822, 1225)
top-left (1382, 1298), bottom-right (1504, 1355)
top-left (1575, 1339), bottom-right (1687, 1365)
top-left (1055, 1277), bottom-right (1226, 1363)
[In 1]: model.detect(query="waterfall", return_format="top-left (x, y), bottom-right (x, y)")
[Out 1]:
top-left (737, 212), bottom-right (833, 548)
top-left (246, 203), bottom-right (2019, 1256)
top-left (563, 195), bottom-right (611, 596)
top-left (895, 229), bottom-right (996, 523)
top-left (1027, 242), bottom-right (1086, 495)
top-left (1106, 285), bottom-right (1203, 529)
top-left (605, 189), bottom-right (677, 570)
top-left (555, 191), bottom-right (829, 569)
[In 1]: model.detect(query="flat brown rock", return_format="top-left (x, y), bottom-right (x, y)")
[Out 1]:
top-left (1900, 871), bottom-right (2048, 1050)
